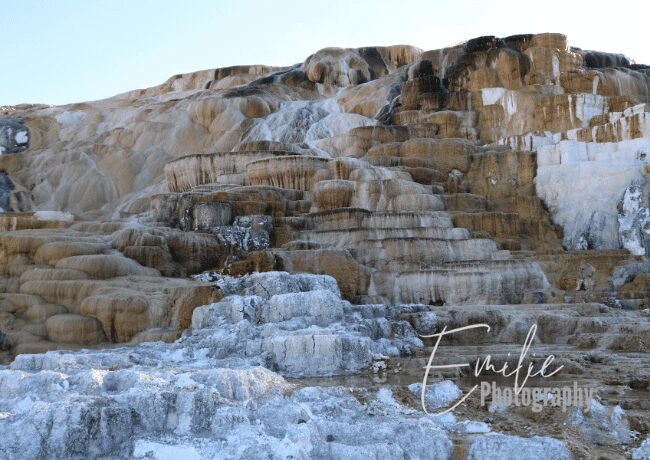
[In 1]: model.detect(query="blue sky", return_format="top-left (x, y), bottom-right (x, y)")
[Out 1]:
top-left (2, 0), bottom-right (649, 106)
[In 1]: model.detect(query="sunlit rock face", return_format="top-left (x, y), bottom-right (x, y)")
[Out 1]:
top-left (189, 272), bottom-right (427, 376)
top-left (1, 32), bottom-right (648, 356)
top-left (0, 222), bottom-right (220, 359)
top-left (535, 104), bottom-right (650, 252)
top-left (1, 33), bottom-right (650, 458)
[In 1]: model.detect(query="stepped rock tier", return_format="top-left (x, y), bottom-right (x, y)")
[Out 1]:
top-left (1, 33), bottom-right (650, 458)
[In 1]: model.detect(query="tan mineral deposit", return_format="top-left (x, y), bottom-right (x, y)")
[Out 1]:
top-left (0, 32), bottom-right (649, 459)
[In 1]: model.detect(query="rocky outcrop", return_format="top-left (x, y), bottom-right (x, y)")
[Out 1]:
top-left (535, 103), bottom-right (650, 251)
top-left (0, 273), bottom-right (571, 459)
top-left (1, 32), bottom-right (650, 458)
top-left (154, 144), bottom-right (553, 306)
top-left (618, 185), bottom-right (650, 256)
top-left (190, 272), bottom-right (425, 376)
top-left (0, 223), bottom-right (219, 358)
top-left (0, 119), bottom-right (29, 154)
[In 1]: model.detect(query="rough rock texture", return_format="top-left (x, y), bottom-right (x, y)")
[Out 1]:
top-left (535, 103), bottom-right (650, 251)
top-left (0, 172), bottom-right (31, 212)
top-left (189, 272), bottom-right (425, 376)
top-left (0, 273), bottom-right (569, 459)
top-left (0, 119), bottom-right (29, 154)
top-left (618, 185), bottom-right (650, 256)
top-left (1, 32), bottom-right (650, 458)
top-left (0, 222), bottom-right (219, 358)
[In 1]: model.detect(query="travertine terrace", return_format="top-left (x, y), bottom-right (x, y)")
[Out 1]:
top-left (0, 33), bottom-right (649, 458)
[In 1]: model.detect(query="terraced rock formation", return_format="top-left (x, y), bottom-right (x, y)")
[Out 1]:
top-left (1, 32), bottom-right (649, 458)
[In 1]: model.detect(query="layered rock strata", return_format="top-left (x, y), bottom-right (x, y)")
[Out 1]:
top-left (0, 217), bottom-right (219, 361)
top-left (0, 32), bottom-right (649, 458)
